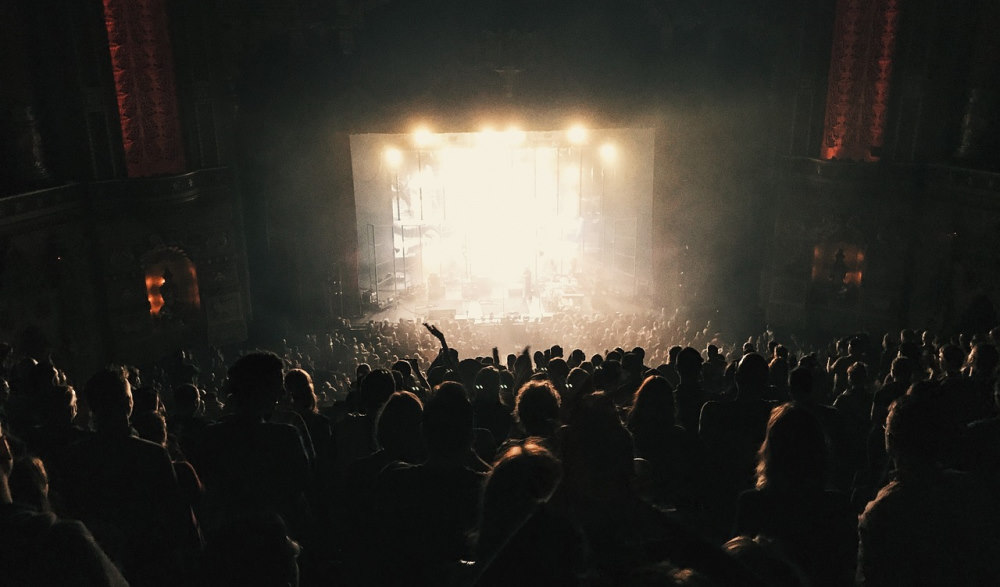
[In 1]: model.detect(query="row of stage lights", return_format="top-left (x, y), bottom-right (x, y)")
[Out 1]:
top-left (384, 124), bottom-right (618, 168)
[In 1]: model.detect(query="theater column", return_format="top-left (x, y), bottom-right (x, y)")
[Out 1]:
top-left (820, 0), bottom-right (901, 162)
top-left (0, 1), bottom-right (52, 191)
top-left (953, 3), bottom-right (1000, 168)
top-left (102, 0), bottom-right (186, 177)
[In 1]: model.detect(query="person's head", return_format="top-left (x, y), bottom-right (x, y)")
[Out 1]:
top-left (84, 367), bottom-right (133, 426)
top-left (788, 367), bottom-right (812, 402)
top-left (756, 403), bottom-right (827, 492)
top-left (458, 358), bottom-right (485, 393)
top-left (133, 386), bottom-right (164, 416)
top-left (889, 356), bottom-right (914, 384)
top-left (939, 344), bottom-right (965, 374)
top-left (566, 367), bottom-right (593, 398)
top-left (547, 358), bottom-right (569, 387)
top-left (627, 375), bottom-right (674, 432)
top-left (560, 391), bottom-right (634, 498)
top-left (478, 441), bottom-right (563, 557)
top-left (706, 344), bottom-right (720, 359)
top-left (498, 369), bottom-right (515, 406)
top-left (968, 343), bottom-right (999, 377)
top-left (668, 346), bottom-right (683, 364)
top-left (227, 352), bottom-right (284, 418)
top-left (423, 382), bottom-right (474, 459)
top-left (376, 391), bottom-right (424, 462)
top-left (173, 383), bottom-right (203, 418)
top-left (676, 347), bottom-right (703, 381)
top-left (391, 360), bottom-right (412, 379)
top-left (38, 384), bottom-right (78, 426)
top-left (9, 456), bottom-right (49, 512)
top-left (735, 353), bottom-right (768, 398)
top-left (515, 380), bottom-right (561, 437)
top-left (885, 394), bottom-right (942, 470)
top-left (132, 410), bottom-right (168, 447)
top-left (623, 352), bottom-right (642, 375)
top-left (356, 363), bottom-right (372, 380)
top-left (284, 369), bottom-right (317, 414)
top-left (474, 366), bottom-right (501, 402)
top-left (359, 368), bottom-right (396, 415)
top-left (593, 360), bottom-right (622, 392)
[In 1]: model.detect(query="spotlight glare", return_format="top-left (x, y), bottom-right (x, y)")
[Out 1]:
top-left (600, 143), bottom-right (617, 163)
top-left (567, 125), bottom-right (588, 145)
top-left (413, 127), bottom-right (435, 148)
top-left (385, 147), bottom-right (402, 168)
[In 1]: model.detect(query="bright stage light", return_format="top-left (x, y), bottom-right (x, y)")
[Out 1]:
top-left (567, 125), bottom-right (588, 145)
top-left (384, 147), bottom-right (403, 168)
top-left (600, 143), bottom-right (617, 164)
top-left (413, 127), bottom-right (435, 148)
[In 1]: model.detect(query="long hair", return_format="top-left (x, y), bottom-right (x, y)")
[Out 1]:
top-left (755, 402), bottom-right (827, 491)
top-left (627, 375), bottom-right (674, 433)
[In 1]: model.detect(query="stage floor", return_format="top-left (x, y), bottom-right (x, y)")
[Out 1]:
top-left (360, 280), bottom-right (590, 324)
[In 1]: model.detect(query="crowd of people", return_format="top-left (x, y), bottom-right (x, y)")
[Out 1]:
top-left (1, 312), bottom-right (1000, 586)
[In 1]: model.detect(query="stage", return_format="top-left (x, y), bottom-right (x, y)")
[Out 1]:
top-left (361, 273), bottom-right (592, 324)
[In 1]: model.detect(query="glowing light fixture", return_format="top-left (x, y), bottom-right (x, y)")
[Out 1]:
top-left (600, 143), bottom-right (617, 164)
top-left (413, 127), bottom-right (435, 148)
top-left (384, 147), bottom-right (403, 168)
top-left (567, 125), bottom-right (588, 145)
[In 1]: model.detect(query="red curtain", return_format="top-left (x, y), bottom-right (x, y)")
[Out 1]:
top-left (820, 0), bottom-right (900, 162)
top-left (103, 0), bottom-right (186, 177)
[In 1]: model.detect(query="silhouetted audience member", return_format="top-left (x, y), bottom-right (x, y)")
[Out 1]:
top-left (472, 366), bottom-right (513, 446)
top-left (966, 343), bottom-right (999, 418)
top-left (674, 347), bottom-right (706, 434)
top-left (734, 403), bottom-right (856, 587)
top-left (553, 391), bottom-right (757, 586)
top-left (168, 383), bottom-right (211, 471)
top-left (833, 361), bottom-right (872, 477)
top-left (284, 368), bottom-right (334, 464)
top-left (962, 379), bottom-right (1000, 489)
top-left (199, 353), bottom-right (310, 540)
top-left (474, 441), bottom-right (584, 587)
top-left (20, 383), bottom-right (88, 469)
top-left (340, 390), bottom-right (425, 584)
top-left (701, 344), bottom-right (727, 397)
top-left (55, 367), bottom-right (196, 586)
top-left (334, 368), bottom-right (395, 474)
top-left (0, 421), bottom-right (128, 586)
top-left (698, 353), bottom-right (776, 539)
top-left (376, 381), bottom-right (487, 584)
top-left (132, 410), bottom-right (204, 521)
top-left (628, 375), bottom-right (700, 510)
top-left (857, 394), bottom-right (1000, 586)
top-left (9, 455), bottom-right (50, 513)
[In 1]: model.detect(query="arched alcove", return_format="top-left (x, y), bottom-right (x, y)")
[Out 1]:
top-left (141, 246), bottom-right (201, 320)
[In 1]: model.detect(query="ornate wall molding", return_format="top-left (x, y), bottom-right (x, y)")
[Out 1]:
top-left (821, 0), bottom-right (900, 162)
top-left (102, 0), bottom-right (186, 177)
